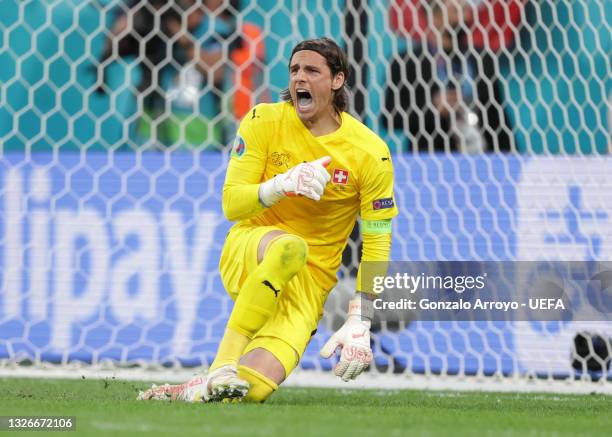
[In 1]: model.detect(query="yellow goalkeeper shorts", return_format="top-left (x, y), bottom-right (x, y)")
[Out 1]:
top-left (219, 224), bottom-right (328, 375)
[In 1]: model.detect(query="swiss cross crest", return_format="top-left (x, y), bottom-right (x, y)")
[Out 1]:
top-left (332, 169), bottom-right (349, 185)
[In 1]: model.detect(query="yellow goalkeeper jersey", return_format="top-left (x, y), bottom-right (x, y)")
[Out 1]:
top-left (223, 101), bottom-right (398, 291)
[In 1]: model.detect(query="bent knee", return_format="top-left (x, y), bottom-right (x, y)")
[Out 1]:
top-left (265, 234), bottom-right (308, 274)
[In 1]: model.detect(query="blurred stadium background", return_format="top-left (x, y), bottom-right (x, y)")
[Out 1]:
top-left (0, 0), bottom-right (611, 393)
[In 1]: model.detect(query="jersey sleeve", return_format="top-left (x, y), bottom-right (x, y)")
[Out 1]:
top-left (359, 151), bottom-right (399, 221)
top-left (222, 106), bottom-right (268, 221)
top-left (356, 232), bottom-right (392, 294)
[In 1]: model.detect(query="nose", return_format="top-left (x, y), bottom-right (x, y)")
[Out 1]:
top-left (293, 67), bottom-right (306, 82)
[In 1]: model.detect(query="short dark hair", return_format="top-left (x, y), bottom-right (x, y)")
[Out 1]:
top-left (281, 37), bottom-right (351, 113)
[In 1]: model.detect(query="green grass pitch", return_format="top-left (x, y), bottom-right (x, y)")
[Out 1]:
top-left (1, 377), bottom-right (611, 436)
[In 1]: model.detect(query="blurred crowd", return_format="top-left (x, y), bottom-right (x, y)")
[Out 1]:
top-left (94, 0), bottom-right (266, 150)
top-left (94, 0), bottom-right (528, 153)
top-left (383, 0), bottom-right (525, 153)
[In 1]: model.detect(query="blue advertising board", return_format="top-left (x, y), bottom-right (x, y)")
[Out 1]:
top-left (1, 153), bottom-right (611, 377)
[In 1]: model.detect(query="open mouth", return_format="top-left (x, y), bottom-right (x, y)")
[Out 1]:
top-left (296, 89), bottom-right (313, 110)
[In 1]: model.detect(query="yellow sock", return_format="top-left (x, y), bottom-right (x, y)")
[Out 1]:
top-left (238, 364), bottom-right (278, 403)
top-left (209, 328), bottom-right (250, 371)
top-left (227, 234), bottom-right (307, 338)
top-left (211, 234), bottom-right (307, 371)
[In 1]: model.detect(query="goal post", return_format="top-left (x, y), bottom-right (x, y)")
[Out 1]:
top-left (1, 0), bottom-right (611, 392)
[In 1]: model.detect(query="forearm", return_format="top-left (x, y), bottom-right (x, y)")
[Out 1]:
top-left (222, 183), bottom-right (265, 222)
top-left (221, 173), bottom-right (286, 222)
top-left (222, 156), bottom-right (332, 222)
top-left (356, 220), bottom-right (392, 295)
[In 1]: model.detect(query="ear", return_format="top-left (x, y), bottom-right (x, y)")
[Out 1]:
top-left (331, 72), bottom-right (345, 91)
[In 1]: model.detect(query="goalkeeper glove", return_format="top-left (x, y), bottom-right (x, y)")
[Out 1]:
top-left (320, 296), bottom-right (374, 381)
top-left (259, 156), bottom-right (331, 206)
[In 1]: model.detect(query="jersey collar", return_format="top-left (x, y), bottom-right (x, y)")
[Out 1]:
top-left (287, 102), bottom-right (347, 143)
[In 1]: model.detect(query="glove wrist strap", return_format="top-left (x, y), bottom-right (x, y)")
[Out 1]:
top-left (347, 297), bottom-right (374, 322)
top-left (259, 176), bottom-right (284, 207)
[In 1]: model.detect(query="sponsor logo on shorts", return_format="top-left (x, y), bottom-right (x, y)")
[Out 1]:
top-left (373, 197), bottom-right (394, 210)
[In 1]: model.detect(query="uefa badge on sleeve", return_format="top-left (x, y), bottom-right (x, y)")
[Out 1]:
top-left (373, 198), bottom-right (394, 210)
top-left (231, 135), bottom-right (246, 158)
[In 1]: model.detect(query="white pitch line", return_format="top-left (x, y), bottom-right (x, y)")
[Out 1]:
top-left (0, 366), bottom-right (610, 395)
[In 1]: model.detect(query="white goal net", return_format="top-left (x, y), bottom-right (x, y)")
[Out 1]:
top-left (1, 0), bottom-right (611, 393)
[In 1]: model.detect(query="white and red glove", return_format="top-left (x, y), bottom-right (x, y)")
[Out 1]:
top-left (320, 296), bottom-right (374, 382)
top-left (259, 156), bottom-right (331, 206)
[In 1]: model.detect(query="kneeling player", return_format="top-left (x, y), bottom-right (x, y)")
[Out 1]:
top-left (138, 37), bottom-right (397, 403)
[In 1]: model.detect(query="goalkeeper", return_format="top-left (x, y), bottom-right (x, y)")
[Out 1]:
top-left (139, 37), bottom-right (397, 403)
